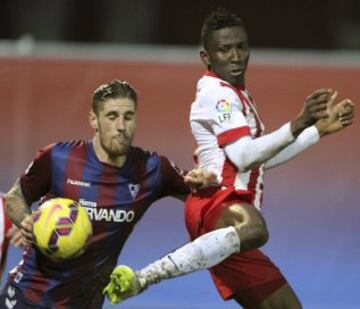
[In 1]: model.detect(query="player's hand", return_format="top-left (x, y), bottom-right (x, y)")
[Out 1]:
top-left (291, 88), bottom-right (333, 137)
top-left (19, 210), bottom-right (40, 245)
top-left (7, 225), bottom-right (25, 248)
top-left (103, 265), bottom-right (144, 304)
top-left (315, 98), bottom-right (354, 136)
top-left (184, 168), bottom-right (218, 191)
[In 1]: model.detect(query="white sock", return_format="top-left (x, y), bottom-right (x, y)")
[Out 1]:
top-left (136, 226), bottom-right (240, 288)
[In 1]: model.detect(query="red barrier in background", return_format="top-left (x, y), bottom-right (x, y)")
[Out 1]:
top-left (0, 57), bottom-right (358, 187)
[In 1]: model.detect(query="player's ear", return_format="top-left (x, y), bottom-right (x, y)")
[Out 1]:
top-left (200, 50), bottom-right (211, 69)
top-left (89, 110), bottom-right (98, 131)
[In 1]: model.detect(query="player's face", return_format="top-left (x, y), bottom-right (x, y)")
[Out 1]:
top-left (95, 98), bottom-right (137, 157)
top-left (201, 26), bottom-right (250, 86)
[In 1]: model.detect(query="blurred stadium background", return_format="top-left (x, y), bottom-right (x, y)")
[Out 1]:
top-left (0, 1), bottom-right (359, 308)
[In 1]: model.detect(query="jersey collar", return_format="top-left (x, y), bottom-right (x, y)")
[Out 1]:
top-left (204, 70), bottom-right (245, 91)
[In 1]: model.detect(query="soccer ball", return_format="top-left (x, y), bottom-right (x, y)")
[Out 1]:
top-left (33, 198), bottom-right (92, 260)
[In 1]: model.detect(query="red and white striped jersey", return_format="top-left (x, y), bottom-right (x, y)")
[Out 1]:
top-left (0, 193), bottom-right (12, 282)
top-left (190, 72), bottom-right (265, 209)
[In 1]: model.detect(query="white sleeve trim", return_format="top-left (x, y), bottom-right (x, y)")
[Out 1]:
top-left (224, 122), bottom-right (295, 172)
top-left (265, 125), bottom-right (320, 169)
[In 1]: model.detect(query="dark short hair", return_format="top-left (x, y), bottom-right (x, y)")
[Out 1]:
top-left (201, 8), bottom-right (244, 51)
top-left (92, 80), bottom-right (137, 114)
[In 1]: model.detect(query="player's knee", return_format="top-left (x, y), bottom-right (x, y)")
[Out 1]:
top-left (243, 220), bottom-right (269, 249)
top-left (216, 202), bottom-right (269, 251)
top-left (235, 215), bottom-right (269, 251)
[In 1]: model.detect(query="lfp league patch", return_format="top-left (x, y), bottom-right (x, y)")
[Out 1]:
top-left (216, 99), bottom-right (232, 123)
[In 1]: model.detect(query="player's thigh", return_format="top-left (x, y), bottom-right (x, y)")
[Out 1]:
top-left (251, 283), bottom-right (302, 309)
top-left (213, 201), bottom-right (269, 251)
top-left (214, 201), bottom-right (267, 228)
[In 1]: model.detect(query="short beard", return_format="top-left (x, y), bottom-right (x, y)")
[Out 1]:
top-left (100, 139), bottom-right (131, 158)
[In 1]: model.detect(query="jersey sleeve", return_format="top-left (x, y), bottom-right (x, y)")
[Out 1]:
top-left (265, 125), bottom-right (320, 169)
top-left (20, 144), bottom-right (53, 206)
top-left (192, 84), bottom-right (251, 148)
top-left (159, 156), bottom-right (190, 198)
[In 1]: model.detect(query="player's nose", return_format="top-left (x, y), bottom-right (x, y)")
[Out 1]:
top-left (116, 117), bottom-right (126, 131)
top-left (229, 48), bottom-right (241, 62)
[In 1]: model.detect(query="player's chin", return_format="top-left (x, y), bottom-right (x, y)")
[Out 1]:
top-left (227, 73), bottom-right (244, 86)
top-left (110, 144), bottom-right (131, 157)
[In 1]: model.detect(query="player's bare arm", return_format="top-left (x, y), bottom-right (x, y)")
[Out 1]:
top-left (4, 179), bottom-right (33, 243)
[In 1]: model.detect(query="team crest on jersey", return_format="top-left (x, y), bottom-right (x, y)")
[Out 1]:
top-left (129, 183), bottom-right (140, 199)
top-left (216, 99), bottom-right (232, 123)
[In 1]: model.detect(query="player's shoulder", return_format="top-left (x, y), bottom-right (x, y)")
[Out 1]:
top-left (195, 75), bottom-right (240, 106)
top-left (130, 146), bottom-right (177, 172)
top-left (53, 140), bottom-right (88, 149)
top-left (130, 146), bottom-right (162, 166)
top-left (53, 140), bottom-right (89, 150)
top-left (39, 140), bottom-right (88, 158)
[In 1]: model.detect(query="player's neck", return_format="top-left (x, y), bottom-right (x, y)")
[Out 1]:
top-left (92, 136), bottom-right (127, 168)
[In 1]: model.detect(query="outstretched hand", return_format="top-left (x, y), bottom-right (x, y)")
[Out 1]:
top-left (184, 168), bottom-right (218, 191)
top-left (103, 265), bottom-right (144, 304)
top-left (315, 95), bottom-right (355, 136)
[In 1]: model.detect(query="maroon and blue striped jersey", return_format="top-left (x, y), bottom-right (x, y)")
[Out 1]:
top-left (9, 140), bottom-right (189, 308)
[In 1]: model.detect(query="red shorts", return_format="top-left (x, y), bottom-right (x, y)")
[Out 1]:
top-left (185, 187), bottom-right (287, 307)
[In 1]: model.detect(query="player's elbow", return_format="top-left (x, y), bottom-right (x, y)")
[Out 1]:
top-left (238, 160), bottom-right (263, 172)
top-left (227, 150), bottom-right (264, 173)
top-left (227, 154), bottom-right (254, 173)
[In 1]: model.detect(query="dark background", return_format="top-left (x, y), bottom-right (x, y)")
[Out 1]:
top-left (1, 0), bottom-right (360, 49)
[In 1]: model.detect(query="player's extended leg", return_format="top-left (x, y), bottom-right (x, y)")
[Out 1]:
top-left (103, 200), bottom-right (269, 304)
